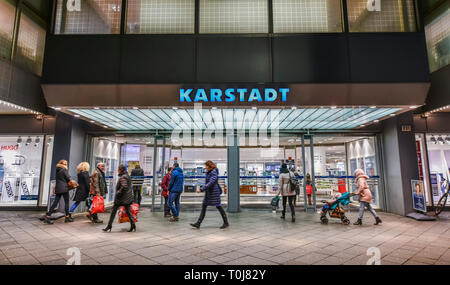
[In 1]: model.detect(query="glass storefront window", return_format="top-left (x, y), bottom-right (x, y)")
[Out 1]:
top-left (0, 135), bottom-right (45, 206)
top-left (347, 0), bottom-right (417, 32)
top-left (425, 134), bottom-right (450, 206)
top-left (273, 0), bottom-right (343, 33)
top-left (199, 0), bottom-right (269, 34)
top-left (127, 0), bottom-right (195, 34)
top-left (14, 11), bottom-right (46, 76)
top-left (54, 0), bottom-right (122, 34)
top-left (425, 8), bottom-right (450, 73)
top-left (0, 0), bottom-right (15, 60)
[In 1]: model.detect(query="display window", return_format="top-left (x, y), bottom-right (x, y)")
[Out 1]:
top-left (0, 135), bottom-right (50, 206)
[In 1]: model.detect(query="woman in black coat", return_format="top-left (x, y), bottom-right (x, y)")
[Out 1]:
top-left (44, 160), bottom-right (73, 224)
top-left (68, 162), bottom-right (91, 219)
top-left (103, 164), bottom-right (136, 232)
top-left (190, 160), bottom-right (229, 229)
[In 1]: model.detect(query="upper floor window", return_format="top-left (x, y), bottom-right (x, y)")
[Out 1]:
top-left (0, 0), bottom-right (16, 60)
top-left (14, 10), bottom-right (46, 76)
top-left (273, 0), bottom-right (343, 33)
top-left (127, 0), bottom-right (195, 34)
top-left (426, 8), bottom-right (450, 73)
top-left (347, 0), bottom-right (417, 32)
top-left (54, 0), bottom-right (122, 34)
top-left (199, 0), bottom-right (269, 34)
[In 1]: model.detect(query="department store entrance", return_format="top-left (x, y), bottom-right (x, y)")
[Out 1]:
top-left (90, 133), bottom-right (382, 212)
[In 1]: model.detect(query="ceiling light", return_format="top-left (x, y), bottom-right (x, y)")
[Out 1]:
top-left (390, 114), bottom-right (395, 116)
top-left (47, 137), bottom-right (52, 145)
top-left (34, 137), bottom-right (40, 147)
top-left (74, 115), bottom-right (80, 118)
top-left (409, 106), bottom-right (418, 109)
top-left (90, 121), bottom-right (95, 123)
top-left (291, 106), bottom-right (297, 110)
top-left (133, 107), bottom-right (139, 110)
top-left (374, 120), bottom-right (379, 123)
top-left (437, 136), bottom-right (445, 144)
top-left (17, 136), bottom-right (22, 146)
top-left (94, 107), bottom-right (100, 110)
top-left (252, 107), bottom-right (257, 110)
top-left (370, 106), bottom-right (376, 109)
top-left (331, 106), bottom-right (337, 109)
top-left (54, 107), bottom-right (61, 110)
top-left (25, 137), bottom-right (32, 146)
top-left (430, 136), bottom-right (437, 144)
top-left (172, 107), bottom-right (178, 110)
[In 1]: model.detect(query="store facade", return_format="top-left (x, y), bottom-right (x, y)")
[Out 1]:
top-left (39, 0), bottom-right (431, 216)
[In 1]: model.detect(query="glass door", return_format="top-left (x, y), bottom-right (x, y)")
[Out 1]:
top-left (302, 134), bottom-right (316, 212)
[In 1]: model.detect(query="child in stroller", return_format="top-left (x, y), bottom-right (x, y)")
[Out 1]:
top-left (320, 191), bottom-right (355, 225)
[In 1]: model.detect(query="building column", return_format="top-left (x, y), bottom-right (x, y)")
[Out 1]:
top-left (227, 134), bottom-right (240, 213)
top-left (381, 111), bottom-right (419, 216)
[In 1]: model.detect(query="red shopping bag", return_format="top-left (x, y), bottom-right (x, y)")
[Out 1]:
top-left (118, 203), bottom-right (139, 224)
top-left (90, 195), bottom-right (105, 215)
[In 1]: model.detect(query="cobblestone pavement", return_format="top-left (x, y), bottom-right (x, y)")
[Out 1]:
top-left (0, 208), bottom-right (449, 265)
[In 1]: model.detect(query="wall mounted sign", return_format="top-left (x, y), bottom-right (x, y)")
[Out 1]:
top-left (411, 180), bottom-right (426, 213)
top-left (179, 88), bottom-right (290, 103)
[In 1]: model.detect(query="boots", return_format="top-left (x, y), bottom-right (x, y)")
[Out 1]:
top-left (220, 213), bottom-right (229, 229)
top-left (353, 218), bottom-right (362, 225)
top-left (291, 216), bottom-right (296, 223)
top-left (128, 223), bottom-right (136, 232)
top-left (43, 216), bottom-right (53, 225)
top-left (190, 221), bottom-right (201, 229)
top-left (374, 217), bottom-right (382, 225)
top-left (169, 216), bottom-right (179, 222)
top-left (102, 225), bottom-right (112, 232)
top-left (65, 215), bottom-right (73, 223)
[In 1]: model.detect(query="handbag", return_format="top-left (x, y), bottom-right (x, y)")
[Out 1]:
top-left (68, 180), bottom-right (78, 190)
top-left (271, 196), bottom-right (280, 207)
top-left (90, 195), bottom-right (105, 214)
top-left (118, 203), bottom-right (139, 223)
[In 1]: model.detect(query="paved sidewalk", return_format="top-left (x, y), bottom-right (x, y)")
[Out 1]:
top-left (0, 208), bottom-right (449, 265)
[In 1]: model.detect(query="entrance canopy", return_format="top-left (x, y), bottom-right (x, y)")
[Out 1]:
top-left (68, 106), bottom-right (401, 131)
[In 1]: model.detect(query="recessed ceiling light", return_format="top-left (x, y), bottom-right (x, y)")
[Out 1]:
top-left (370, 106), bottom-right (376, 109)
top-left (374, 120), bottom-right (379, 123)
top-left (409, 106), bottom-right (418, 109)
top-left (291, 106), bottom-right (297, 110)
top-left (331, 106), bottom-right (337, 109)
top-left (94, 107), bottom-right (100, 110)
top-left (54, 107), bottom-right (61, 110)
top-left (390, 114), bottom-right (395, 117)
top-left (90, 121), bottom-right (95, 123)
top-left (74, 115), bottom-right (80, 118)
top-left (133, 107), bottom-right (139, 110)
top-left (172, 107), bottom-right (178, 110)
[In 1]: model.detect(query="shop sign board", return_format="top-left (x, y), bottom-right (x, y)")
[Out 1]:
top-left (411, 180), bottom-right (426, 213)
top-left (180, 88), bottom-right (290, 103)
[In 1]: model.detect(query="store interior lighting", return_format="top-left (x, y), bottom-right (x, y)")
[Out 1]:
top-left (17, 136), bottom-right (22, 146)
top-left (25, 137), bottom-right (32, 146)
top-left (0, 100), bottom-right (41, 115)
top-left (34, 137), bottom-right (40, 147)
top-left (430, 136), bottom-right (437, 144)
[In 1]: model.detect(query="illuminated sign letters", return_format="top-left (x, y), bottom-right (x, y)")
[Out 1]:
top-left (180, 88), bottom-right (290, 103)
top-left (367, 0), bottom-right (381, 12)
top-left (67, 0), bottom-right (81, 12)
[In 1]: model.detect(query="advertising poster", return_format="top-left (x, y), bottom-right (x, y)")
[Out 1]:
top-left (2, 177), bottom-right (17, 202)
top-left (411, 180), bottom-right (426, 213)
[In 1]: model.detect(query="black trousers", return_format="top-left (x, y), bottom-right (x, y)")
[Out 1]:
top-left (47, 193), bottom-right (70, 216)
top-left (282, 196), bottom-right (295, 217)
top-left (197, 204), bottom-right (227, 224)
top-left (163, 196), bottom-right (171, 215)
top-left (133, 186), bottom-right (142, 205)
top-left (107, 204), bottom-right (135, 227)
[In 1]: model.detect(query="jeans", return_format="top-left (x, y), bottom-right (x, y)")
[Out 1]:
top-left (168, 192), bottom-right (181, 217)
top-left (133, 185), bottom-right (142, 205)
top-left (69, 201), bottom-right (81, 214)
top-left (197, 203), bottom-right (227, 224)
top-left (163, 196), bottom-right (171, 215)
top-left (282, 195), bottom-right (295, 217)
top-left (47, 193), bottom-right (70, 216)
top-left (107, 204), bottom-right (135, 227)
top-left (358, 201), bottom-right (378, 219)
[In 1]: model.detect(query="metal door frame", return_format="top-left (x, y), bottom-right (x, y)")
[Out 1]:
top-left (301, 134), bottom-right (316, 212)
top-left (151, 135), bottom-right (166, 212)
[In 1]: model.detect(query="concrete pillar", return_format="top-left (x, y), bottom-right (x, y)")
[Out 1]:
top-left (381, 111), bottom-right (419, 215)
top-left (227, 134), bottom-right (240, 213)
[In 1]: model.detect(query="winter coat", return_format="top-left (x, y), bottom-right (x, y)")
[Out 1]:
top-left (161, 173), bottom-right (171, 198)
top-left (114, 172), bottom-right (134, 206)
top-left (73, 171), bottom-right (90, 202)
top-left (278, 171), bottom-right (297, 197)
top-left (90, 168), bottom-right (107, 196)
top-left (354, 169), bottom-right (373, 203)
top-left (168, 167), bottom-right (184, 193)
top-left (201, 168), bottom-right (222, 206)
top-left (55, 164), bottom-right (71, 194)
top-left (130, 167), bottom-right (145, 187)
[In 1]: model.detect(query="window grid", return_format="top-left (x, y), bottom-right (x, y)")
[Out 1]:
top-left (425, 9), bottom-right (450, 73)
top-left (54, 0), bottom-right (122, 34)
top-left (0, 0), bottom-right (16, 60)
top-left (273, 0), bottom-right (342, 33)
top-left (14, 13), bottom-right (46, 76)
top-left (127, 0), bottom-right (195, 34)
top-left (199, 0), bottom-right (269, 34)
top-left (347, 0), bottom-right (417, 32)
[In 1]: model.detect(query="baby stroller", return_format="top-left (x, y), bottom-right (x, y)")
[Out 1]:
top-left (320, 192), bottom-right (355, 225)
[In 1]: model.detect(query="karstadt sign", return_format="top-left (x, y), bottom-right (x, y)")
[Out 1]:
top-left (179, 88), bottom-right (290, 103)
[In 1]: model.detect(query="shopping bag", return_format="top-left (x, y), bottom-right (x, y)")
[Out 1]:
top-left (118, 203), bottom-right (139, 224)
top-left (271, 196), bottom-right (280, 207)
top-left (90, 195), bottom-right (105, 214)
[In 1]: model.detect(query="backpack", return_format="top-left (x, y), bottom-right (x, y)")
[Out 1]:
top-left (289, 172), bottom-right (300, 195)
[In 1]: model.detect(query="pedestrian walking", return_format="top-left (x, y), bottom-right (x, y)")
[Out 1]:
top-left (190, 161), bottom-right (229, 229)
top-left (88, 163), bottom-right (107, 223)
top-left (130, 164), bottom-right (145, 205)
top-left (168, 163), bottom-right (184, 222)
top-left (277, 163), bottom-right (296, 222)
top-left (103, 165), bottom-right (136, 232)
top-left (161, 167), bottom-right (173, 217)
top-left (68, 162), bottom-right (91, 219)
top-left (43, 160), bottom-right (73, 224)
top-left (353, 169), bottom-right (382, 226)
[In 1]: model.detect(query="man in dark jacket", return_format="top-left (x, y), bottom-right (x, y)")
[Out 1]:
top-left (130, 164), bottom-right (145, 205)
top-left (103, 165), bottom-right (136, 232)
top-left (87, 163), bottom-right (107, 223)
top-left (167, 163), bottom-right (184, 222)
